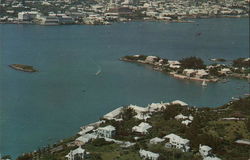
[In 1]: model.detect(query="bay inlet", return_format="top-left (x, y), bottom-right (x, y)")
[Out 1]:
top-left (0, 18), bottom-right (249, 157)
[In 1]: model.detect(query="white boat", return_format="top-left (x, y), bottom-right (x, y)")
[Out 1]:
top-left (202, 80), bottom-right (207, 87)
top-left (95, 70), bottom-right (101, 75)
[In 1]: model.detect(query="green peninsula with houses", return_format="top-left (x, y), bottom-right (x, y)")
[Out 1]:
top-left (13, 96), bottom-right (250, 160)
top-left (121, 55), bottom-right (250, 83)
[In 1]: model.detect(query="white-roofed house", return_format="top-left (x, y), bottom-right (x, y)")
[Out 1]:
top-left (171, 100), bottom-right (188, 106)
top-left (199, 144), bottom-right (221, 160)
top-left (164, 133), bottom-right (190, 152)
top-left (139, 149), bottom-right (159, 160)
top-left (147, 102), bottom-right (167, 112)
top-left (103, 107), bottom-right (123, 120)
top-left (181, 120), bottom-right (192, 126)
top-left (199, 144), bottom-right (212, 158)
top-left (175, 114), bottom-right (188, 120)
top-left (132, 122), bottom-right (152, 134)
top-left (78, 126), bottom-right (94, 135)
top-left (128, 104), bottom-right (148, 114)
top-left (65, 146), bottom-right (86, 160)
top-left (75, 133), bottom-right (97, 146)
top-left (196, 69), bottom-right (209, 79)
top-left (95, 125), bottom-right (116, 138)
top-left (134, 113), bottom-right (151, 120)
top-left (204, 156), bottom-right (221, 160)
top-left (150, 137), bottom-right (165, 144)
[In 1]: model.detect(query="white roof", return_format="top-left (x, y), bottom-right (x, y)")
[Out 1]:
top-left (196, 69), bottom-right (209, 75)
top-left (183, 69), bottom-right (196, 73)
top-left (171, 100), bottom-right (188, 106)
top-left (175, 114), bottom-right (188, 120)
top-left (134, 113), bottom-right (151, 120)
top-left (150, 137), bottom-right (165, 144)
top-left (72, 146), bottom-right (85, 155)
top-left (235, 139), bottom-right (250, 145)
top-left (204, 156), bottom-right (221, 160)
top-left (98, 125), bottom-right (116, 131)
top-left (181, 120), bottom-right (192, 126)
top-left (139, 149), bottom-right (159, 159)
top-left (128, 105), bottom-right (148, 113)
top-left (164, 133), bottom-right (190, 145)
top-left (200, 145), bottom-right (212, 151)
top-left (76, 133), bottom-right (97, 143)
top-left (221, 68), bottom-right (231, 72)
top-left (103, 107), bottom-right (123, 120)
top-left (147, 102), bottom-right (166, 111)
top-left (66, 146), bottom-right (85, 158)
top-left (132, 122), bottom-right (152, 133)
top-left (189, 115), bottom-right (194, 121)
top-left (168, 60), bottom-right (181, 65)
top-left (78, 126), bottom-right (94, 135)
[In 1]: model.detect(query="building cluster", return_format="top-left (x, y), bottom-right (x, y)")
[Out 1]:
top-left (0, 0), bottom-right (249, 25)
top-left (63, 99), bottom-right (223, 160)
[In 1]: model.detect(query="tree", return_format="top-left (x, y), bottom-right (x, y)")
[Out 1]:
top-left (121, 107), bottom-right (136, 121)
top-left (180, 57), bottom-right (206, 69)
top-left (233, 58), bottom-right (250, 68)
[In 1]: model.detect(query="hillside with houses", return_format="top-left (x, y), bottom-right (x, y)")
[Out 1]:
top-left (10, 96), bottom-right (250, 160)
top-left (0, 0), bottom-right (249, 25)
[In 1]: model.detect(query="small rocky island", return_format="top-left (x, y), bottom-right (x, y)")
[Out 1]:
top-left (9, 64), bottom-right (37, 72)
top-left (120, 55), bottom-right (250, 82)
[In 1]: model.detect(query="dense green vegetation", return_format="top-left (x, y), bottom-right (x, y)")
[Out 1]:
top-left (233, 58), bottom-right (250, 68)
top-left (179, 56), bottom-right (206, 69)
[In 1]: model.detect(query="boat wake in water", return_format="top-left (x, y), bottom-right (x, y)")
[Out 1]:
top-left (88, 56), bottom-right (102, 76)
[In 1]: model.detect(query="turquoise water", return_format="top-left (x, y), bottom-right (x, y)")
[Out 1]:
top-left (0, 18), bottom-right (249, 158)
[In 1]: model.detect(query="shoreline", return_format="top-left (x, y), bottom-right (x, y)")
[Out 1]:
top-left (0, 16), bottom-right (249, 26)
top-left (15, 96), bottom-right (250, 160)
top-left (120, 55), bottom-right (250, 83)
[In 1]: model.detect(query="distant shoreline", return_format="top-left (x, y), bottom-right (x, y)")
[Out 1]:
top-left (0, 16), bottom-right (248, 26)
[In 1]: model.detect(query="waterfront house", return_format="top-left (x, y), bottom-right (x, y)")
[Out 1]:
top-left (65, 146), bottom-right (86, 160)
top-left (148, 102), bottom-right (167, 112)
top-left (103, 107), bottom-right (123, 120)
top-left (132, 122), bottom-right (152, 134)
top-left (78, 126), bottom-right (95, 135)
top-left (219, 68), bottom-right (231, 74)
top-left (150, 137), bottom-right (165, 144)
top-left (40, 16), bottom-right (59, 25)
top-left (171, 100), bottom-right (188, 106)
top-left (196, 69), bottom-right (209, 79)
top-left (75, 133), bottom-right (97, 145)
top-left (95, 125), bottom-right (116, 138)
top-left (128, 104), bottom-right (148, 114)
top-left (164, 133), bottom-right (190, 152)
top-left (139, 149), bottom-right (159, 160)
top-left (183, 69), bottom-right (196, 77)
top-left (18, 11), bottom-right (39, 21)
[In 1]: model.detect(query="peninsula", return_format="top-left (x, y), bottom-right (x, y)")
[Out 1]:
top-left (120, 55), bottom-right (250, 83)
top-left (9, 64), bottom-right (37, 72)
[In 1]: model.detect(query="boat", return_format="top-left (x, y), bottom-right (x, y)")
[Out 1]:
top-left (201, 80), bottom-right (207, 87)
top-left (95, 70), bottom-right (101, 75)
